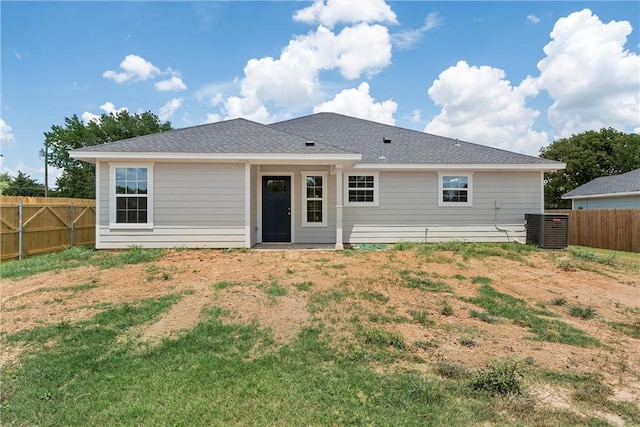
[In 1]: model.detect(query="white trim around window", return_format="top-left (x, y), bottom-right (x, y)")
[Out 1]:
top-left (301, 171), bottom-right (328, 227)
top-left (109, 163), bottom-right (154, 229)
top-left (344, 172), bottom-right (379, 207)
top-left (438, 172), bottom-right (473, 207)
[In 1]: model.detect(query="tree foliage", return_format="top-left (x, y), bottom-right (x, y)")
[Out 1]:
top-left (44, 111), bottom-right (172, 198)
top-left (1, 171), bottom-right (46, 196)
top-left (540, 128), bottom-right (640, 208)
top-left (0, 172), bottom-right (11, 195)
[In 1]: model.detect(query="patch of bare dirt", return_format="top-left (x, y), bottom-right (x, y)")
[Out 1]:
top-left (2, 247), bottom-right (639, 415)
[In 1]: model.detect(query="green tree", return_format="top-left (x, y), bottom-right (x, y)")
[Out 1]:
top-left (0, 172), bottom-right (11, 195)
top-left (540, 128), bottom-right (640, 208)
top-left (45, 111), bottom-right (172, 198)
top-left (3, 171), bottom-right (46, 196)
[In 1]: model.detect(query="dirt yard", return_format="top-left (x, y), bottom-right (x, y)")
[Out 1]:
top-left (2, 247), bottom-right (639, 420)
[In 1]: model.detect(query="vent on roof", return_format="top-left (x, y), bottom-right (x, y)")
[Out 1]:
top-left (454, 138), bottom-right (461, 147)
top-left (305, 140), bottom-right (315, 147)
top-left (383, 137), bottom-right (391, 144)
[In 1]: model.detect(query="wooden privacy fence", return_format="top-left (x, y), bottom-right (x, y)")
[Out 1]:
top-left (546, 209), bottom-right (640, 253)
top-left (1, 196), bottom-right (96, 261)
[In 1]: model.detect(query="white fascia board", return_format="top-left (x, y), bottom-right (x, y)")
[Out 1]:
top-left (69, 151), bottom-right (362, 164)
top-left (562, 190), bottom-right (640, 200)
top-left (352, 163), bottom-right (565, 172)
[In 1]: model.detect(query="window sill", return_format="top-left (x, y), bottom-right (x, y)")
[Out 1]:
top-left (302, 222), bottom-right (328, 228)
top-left (344, 203), bottom-right (379, 207)
top-left (109, 223), bottom-right (154, 231)
top-left (438, 203), bottom-right (473, 207)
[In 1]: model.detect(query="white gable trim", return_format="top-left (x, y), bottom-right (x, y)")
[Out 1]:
top-left (562, 190), bottom-right (640, 200)
top-left (354, 163), bottom-right (564, 172)
top-left (70, 151), bottom-right (361, 164)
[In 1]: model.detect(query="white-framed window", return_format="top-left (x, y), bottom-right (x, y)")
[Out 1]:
top-left (109, 163), bottom-right (154, 228)
top-left (301, 171), bottom-right (327, 227)
top-left (438, 172), bottom-right (473, 207)
top-left (344, 172), bottom-right (379, 206)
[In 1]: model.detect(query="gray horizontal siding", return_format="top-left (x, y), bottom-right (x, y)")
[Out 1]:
top-left (154, 163), bottom-right (244, 227)
top-left (97, 161), bottom-right (246, 248)
top-left (573, 195), bottom-right (640, 209)
top-left (97, 226), bottom-right (245, 249)
top-left (344, 171), bottom-right (540, 243)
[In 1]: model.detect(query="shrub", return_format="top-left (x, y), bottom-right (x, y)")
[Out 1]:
top-left (440, 302), bottom-right (454, 316)
top-left (459, 336), bottom-right (476, 348)
top-left (470, 358), bottom-right (524, 396)
top-left (568, 304), bottom-right (597, 320)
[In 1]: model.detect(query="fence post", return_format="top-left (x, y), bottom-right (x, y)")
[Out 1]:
top-left (18, 200), bottom-right (23, 260)
top-left (70, 203), bottom-right (75, 248)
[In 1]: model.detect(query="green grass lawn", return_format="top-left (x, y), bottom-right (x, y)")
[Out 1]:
top-left (2, 298), bottom-right (616, 427)
top-left (1, 243), bottom-right (638, 426)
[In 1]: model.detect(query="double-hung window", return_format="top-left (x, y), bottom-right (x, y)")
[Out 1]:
top-left (302, 172), bottom-right (327, 227)
top-left (344, 172), bottom-right (379, 206)
top-left (110, 164), bottom-right (153, 228)
top-left (438, 172), bottom-right (473, 207)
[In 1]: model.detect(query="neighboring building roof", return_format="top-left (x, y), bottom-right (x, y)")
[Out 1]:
top-left (70, 112), bottom-right (564, 169)
top-left (562, 168), bottom-right (640, 199)
top-left (270, 113), bottom-right (559, 165)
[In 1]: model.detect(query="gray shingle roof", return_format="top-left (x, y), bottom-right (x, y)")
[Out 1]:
top-left (72, 112), bottom-right (563, 166)
top-left (74, 118), bottom-right (355, 155)
top-left (562, 168), bottom-right (640, 198)
top-left (270, 113), bottom-right (560, 165)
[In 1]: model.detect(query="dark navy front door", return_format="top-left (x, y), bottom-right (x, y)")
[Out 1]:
top-left (262, 176), bottom-right (291, 242)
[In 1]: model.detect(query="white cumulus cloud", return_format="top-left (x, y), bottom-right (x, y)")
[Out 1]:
top-left (158, 98), bottom-right (183, 121)
top-left (82, 102), bottom-right (128, 124)
top-left (221, 23), bottom-right (392, 120)
top-left (293, 0), bottom-right (397, 28)
top-left (313, 82), bottom-right (397, 125)
top-left (103, 54), bottom-right (160, 83)
top-left (224, 96), bottom-right (272, 123)
top-left (425, 61), bottom-right (548, 155)
top-left (0, 119), bottom-right (16, 149)
top-left (536, 9), bottom-right (640, 136)
top-left (204, 113), bottom-right (222, 124)
top-left (155, 74), bottom-right (187, 91)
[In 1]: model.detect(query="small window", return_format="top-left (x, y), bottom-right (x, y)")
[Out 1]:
top-left (110, 164), bottom-right (153, 228)
top-left (344, 173), bottom-right (379, 206)
top-left (302, 172), bottom-right (327, 227)
top-left (438, 172), bottom-right (473, 207)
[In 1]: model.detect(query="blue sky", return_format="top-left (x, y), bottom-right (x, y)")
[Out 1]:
top-left (1, 1), bottom-right (639, 186)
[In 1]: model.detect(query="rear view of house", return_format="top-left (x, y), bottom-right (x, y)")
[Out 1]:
top-left (70, 113), bottom-right (564, 249)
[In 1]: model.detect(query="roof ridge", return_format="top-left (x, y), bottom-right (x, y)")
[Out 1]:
top-left (271, 112), bottom-right (559, 162)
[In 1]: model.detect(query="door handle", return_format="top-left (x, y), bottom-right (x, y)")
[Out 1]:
top-left (287, 207), bottom-right (291, 216)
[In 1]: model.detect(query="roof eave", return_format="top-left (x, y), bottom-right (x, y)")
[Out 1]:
top-left (562, 190), bottom-right (640, 200)
top-left (352, 163), bottom-right (565, 171)
top-left (69, 151), bottom-right (362, 165)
